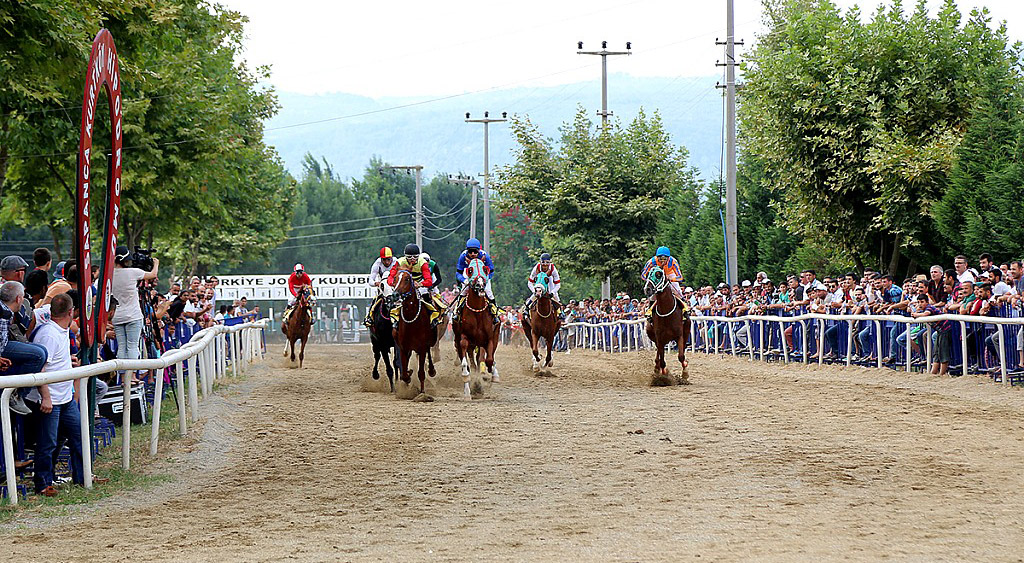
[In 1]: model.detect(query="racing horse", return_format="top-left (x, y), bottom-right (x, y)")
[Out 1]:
top-left (391, 264), bottom-right (438, 395)
top-left (521, 271), bottom-right (561, 372)
top-left (282, 286), bottom-right (313, 368)
top-left (643, 265), bottom-right (690, 385)
top-left (368, 292), bottom-right (397, 391)
top-left (452, 258), bottom-right (500, 396)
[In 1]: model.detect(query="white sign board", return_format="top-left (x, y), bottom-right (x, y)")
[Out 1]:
top-left (214, 274), bottom-right (372, 302)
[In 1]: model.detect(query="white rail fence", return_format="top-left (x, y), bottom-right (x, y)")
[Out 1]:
top-left (560, 313), bottom-right (1024, 385)
top-left (1, 319), bottom-right (268, 505)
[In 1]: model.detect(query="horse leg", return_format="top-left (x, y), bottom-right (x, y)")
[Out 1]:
top-left (289, 338), bottom-right (296, 363)
top-left (427, 349), bottom-right (436, 378)
top-left (399, 346), bottom-right (412, 384)
top-left (417, 351), bottom-right (427, 394)
top-left (372, 340), bottom-right (381, 380)
top-left (530, 330), bottom-right (541, 371)
top-left (383, 345), bottom-right (395, 392)
top-left (488, 339), bottom-right (500, 383)
top-left (299, 334), bottom-right (307, 368)
top-left (545, 335), bottom-right (555, 368)
top-left (676, 339), bottom-right (689, 384)
top-left (459, 336), bottom-right (471, 397)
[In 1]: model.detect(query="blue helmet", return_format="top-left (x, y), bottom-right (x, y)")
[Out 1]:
top-left (656, 246), bottom-right (671, 257)
top-left (466, 238), bottom-right (481, 250)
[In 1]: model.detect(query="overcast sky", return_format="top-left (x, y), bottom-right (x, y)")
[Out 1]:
top-left (216, 0), bottom-right (1024, 98)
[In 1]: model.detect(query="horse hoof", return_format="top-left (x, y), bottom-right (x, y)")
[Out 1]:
top-left (372, 372), bottom-right (380, 380)
top-left (491, 372), bottom-right (501, 383)
top-left (412, 393), bottom-right (434, 403)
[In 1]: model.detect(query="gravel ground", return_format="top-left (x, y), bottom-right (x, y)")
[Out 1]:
top-left (4, 342), bottom-right (1024, 562)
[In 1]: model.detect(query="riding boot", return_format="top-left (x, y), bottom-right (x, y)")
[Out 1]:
top-left (363, 297), bottom-right (378, 328)
top-left (489, 298), bottom-right (501, 325)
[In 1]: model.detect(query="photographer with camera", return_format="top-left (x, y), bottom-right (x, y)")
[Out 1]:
top-left (111, 246), bottom-right (159, 384)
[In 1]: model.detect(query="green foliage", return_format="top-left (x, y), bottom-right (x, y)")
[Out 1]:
top-left (230, 155), bottom-right (484, 290)
top-left (1, 1), bottom-right (293, 279)
top-left (741, 0), bottom-right (1018, 272)
top-left (497, 108), bottom-right (694, 295)
top-left (489, 206), bottom-right (541, 304)
top-left (934, 61), bottom-right (1024, 262)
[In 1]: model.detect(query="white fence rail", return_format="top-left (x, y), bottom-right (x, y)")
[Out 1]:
top-left (1, 319), bottom-right (267, 505)
top-left (561, 312), bottom-right (1024, 385)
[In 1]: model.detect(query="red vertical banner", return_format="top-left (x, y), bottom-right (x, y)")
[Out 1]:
top-left (75, 29), bottom-right (123, 349)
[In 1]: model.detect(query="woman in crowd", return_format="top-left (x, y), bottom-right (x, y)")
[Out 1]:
top-left (110, 246), bottom-right (159, 384)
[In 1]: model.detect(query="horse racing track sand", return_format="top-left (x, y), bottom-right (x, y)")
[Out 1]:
top-left (5, 343), bottom-right (1024, 561)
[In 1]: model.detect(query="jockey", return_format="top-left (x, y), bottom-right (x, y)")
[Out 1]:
top-left (522, 252), bottom-right (563, 319)
top-left (453, 237), bottom-right (499, 323)
top-left (363, 247), bottom-right (396, 327)
top-left (642, 247), bottom-right (684, 317)
top-left (387, 243), bottom-right (443, 326)
top-left (421, 252), bottom-right (448, 314)
top-left (284, 263), bottom-right (314, 323)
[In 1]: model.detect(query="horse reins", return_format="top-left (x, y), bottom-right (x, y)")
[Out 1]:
top-left (394, 269), bottom-right (423, 324)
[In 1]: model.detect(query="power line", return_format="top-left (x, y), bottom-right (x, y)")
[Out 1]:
top-left (274, 232), bottom-right (403, 251)
top-left (289, 210), bottom-right (415, 230)
top-left (423, 215), bottom-right (472, 241)
top-left (282, 220), bottom-right (413, 241)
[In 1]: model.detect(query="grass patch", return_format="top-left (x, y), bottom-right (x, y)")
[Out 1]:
top-left (0, 368), bottom-right (248, 524)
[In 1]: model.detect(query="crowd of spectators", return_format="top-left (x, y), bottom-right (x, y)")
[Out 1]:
top-left (0, 246), bottom-right (256, 498)
top-left (683, 253), bottom-right (1024, 376)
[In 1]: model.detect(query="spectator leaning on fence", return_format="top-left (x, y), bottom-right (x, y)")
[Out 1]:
top-left (0, 280), bottom-right (41, 415)
top-left (26, 293), bottom-right (84, 496)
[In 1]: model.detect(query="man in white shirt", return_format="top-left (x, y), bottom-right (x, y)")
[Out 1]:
top-left (26, 293), bottom-right (83, 496)
top-left (954, 255), bottom-right (976, 284)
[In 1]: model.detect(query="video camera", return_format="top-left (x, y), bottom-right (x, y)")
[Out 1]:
top-left (129, 247), bottom-right (156, 272)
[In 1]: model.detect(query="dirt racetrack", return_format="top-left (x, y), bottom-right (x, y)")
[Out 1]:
top-left (5, 342), bottom-right (1024, 561)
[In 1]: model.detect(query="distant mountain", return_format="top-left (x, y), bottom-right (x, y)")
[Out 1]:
top-left (264, 74), bottom-right (725, 183)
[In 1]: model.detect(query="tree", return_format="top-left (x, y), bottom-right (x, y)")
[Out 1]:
top-left (490, 205), bottom-right (542, 304)
top-left (934, 61), bottom-right (1024, 262)
top-left (1, 1), bottom-right (294, 279)
top-left (741, 0), bottom-right (1017, 273)
top-left (497, 108), bottom-right (695, 295)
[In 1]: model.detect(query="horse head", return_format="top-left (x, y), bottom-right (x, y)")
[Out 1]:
top-left (534, 271), bottom-right (550, 297)
top-left (467, 258), bottom-right (488, 296)
top-left (643, 265), bottom-right (668, 297)
top-left (393, 264), bottom-right (415, 296)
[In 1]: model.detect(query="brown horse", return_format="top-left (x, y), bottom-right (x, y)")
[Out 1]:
top-left (391, 267), bottom-right (437, 395)
top-left (282, 286), bottom-right (313, 368)
top-left (644, 268), bottom-right (690, 385)
top-left (451, 263), bottom-right (499, 397)
top-left (521, 288), bottom-right (561, 372)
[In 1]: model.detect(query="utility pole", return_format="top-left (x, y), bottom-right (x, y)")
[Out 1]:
top-left (716, 2), bottom-right (743, 287)
top-left (447, 174), bottom-right (480, 240)
top-left (465, 111), bottom-right (507, 255)
top-left (381, 165), bottom-right (423, 249)
top-left (578, 40), bottom-right (631, 299)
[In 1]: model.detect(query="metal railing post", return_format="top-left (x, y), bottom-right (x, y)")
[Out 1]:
top-left (79, 377), bottom-right (93, 489)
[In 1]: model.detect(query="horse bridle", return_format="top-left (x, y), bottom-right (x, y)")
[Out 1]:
top-left (393, 269), bottom-right (423, 324)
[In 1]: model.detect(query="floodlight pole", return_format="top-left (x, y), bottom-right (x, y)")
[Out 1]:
top-left (578, 40), bottom-right (631, 299)
top-left (716, 2), bottom-right (743, 287)
top-left (447, 174), bottom-right (480, 239)
top-left (465, 112), bottom-right (507, 254)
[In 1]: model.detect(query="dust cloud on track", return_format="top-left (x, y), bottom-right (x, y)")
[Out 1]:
top-left (5, 342), bottom-right (1024, 561)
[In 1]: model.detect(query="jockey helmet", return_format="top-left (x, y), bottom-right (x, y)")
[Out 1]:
top-left (466, 238), bottom-right (481, 250)
top-left (404, 243), bottom-right (420, 257)
top-left (380, 247), bottom-right (393, 259)
top-left (540, 252), bottom-right (551, 262)
top-left (294, 263), bottom-right (304, 273)
top-left (656, 246), bottom-right (670, 257)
